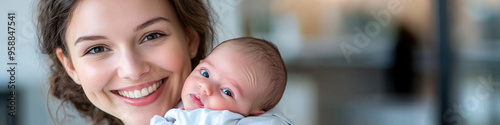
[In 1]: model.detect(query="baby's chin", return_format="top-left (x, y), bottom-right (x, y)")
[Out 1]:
top-left (181, 97), bottom-right (195, 110)
top-left (182, 103), bottom-right (196, 110)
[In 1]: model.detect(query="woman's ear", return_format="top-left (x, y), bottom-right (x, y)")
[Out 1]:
top-left (186, 27), bottom-right (200, 59)
top-left (249, 110), bottom-right (265, 116)
top-left (56, 48), bottom-right (81, 84)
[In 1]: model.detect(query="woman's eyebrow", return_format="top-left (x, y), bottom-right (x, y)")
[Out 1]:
top-left (74, 35), bottom-right (107, 46)
top-left (74, 17), bottom-right (171, 46)
top-left (135, 17), bottom-right (171, 32)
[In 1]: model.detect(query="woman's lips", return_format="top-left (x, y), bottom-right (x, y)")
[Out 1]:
top-left (190, 94), bottom-right (204, 108)
top-left (116, 80), bottom-right (162, 99)
top-left (113, 78), bottom-right (167, 106)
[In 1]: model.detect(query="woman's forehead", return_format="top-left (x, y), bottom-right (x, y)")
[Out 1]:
top-left (66, 0), bottom-right (179, 44)
top-left (71, 0), bottom-right (176, 22)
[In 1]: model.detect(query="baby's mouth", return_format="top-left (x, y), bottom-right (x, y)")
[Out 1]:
top-left (190, 94), bottom-right (204, 107)
top-left (115, 79), bottom-right (163, 99)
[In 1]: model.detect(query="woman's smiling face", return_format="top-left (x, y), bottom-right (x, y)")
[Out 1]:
top-left (59, 0), bottom-right (199, 124)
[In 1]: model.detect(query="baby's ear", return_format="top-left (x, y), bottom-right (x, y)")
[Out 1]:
top-left (249, 110), bottom-right (265, 116)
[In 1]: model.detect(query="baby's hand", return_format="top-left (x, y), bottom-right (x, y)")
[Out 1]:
top-left (179, 106), bottom-right (185, 110)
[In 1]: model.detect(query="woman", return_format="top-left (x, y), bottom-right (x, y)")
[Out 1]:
top-left (37, 0), bottom-right (290, 125)
top-left (38, 0), bottom-right (211, 124)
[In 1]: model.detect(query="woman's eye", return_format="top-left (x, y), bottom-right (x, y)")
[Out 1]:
top-left (85, 46), bottom-right (109, 55)
top-left (222, 89), bottom-right (232, 97)
top-left (201, 69), bottom-right (210, 78)
top-left (142, 33), bottom-right (165, 42)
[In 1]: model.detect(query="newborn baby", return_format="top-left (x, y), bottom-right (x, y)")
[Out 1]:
top-left (151, 37), bottom-right (288, 125)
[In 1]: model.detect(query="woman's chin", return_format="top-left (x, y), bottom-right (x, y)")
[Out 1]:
top-left (117, 109), bottom-right (166, 125)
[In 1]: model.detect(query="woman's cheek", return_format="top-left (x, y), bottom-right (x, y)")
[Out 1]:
top-left (75, 60), bottom-right (114, 92)
top-left (153, 41), bottom-right (192, 81)
top-left (147, 39), bottom-right (193, 103)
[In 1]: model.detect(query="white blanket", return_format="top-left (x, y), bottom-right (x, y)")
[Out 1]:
top-left (150, 108), bottom-right (292, 125)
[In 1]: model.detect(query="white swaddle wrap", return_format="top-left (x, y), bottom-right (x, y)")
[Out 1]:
top-left (150, 108), bottom-right (292, 125)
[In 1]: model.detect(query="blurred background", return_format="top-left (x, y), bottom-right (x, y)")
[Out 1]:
top-left (1, 0), bottom-right (499, 125)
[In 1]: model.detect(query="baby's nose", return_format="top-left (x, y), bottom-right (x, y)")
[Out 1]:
top-left (198, 82), bottom-right (213, 96)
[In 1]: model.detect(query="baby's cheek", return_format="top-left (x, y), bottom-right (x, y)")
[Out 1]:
top-left (181, 77), bottom-right (195, 99)
top-left (209, 99), bottom-right (233, 110)
top-left (180, 79), bottom-right (196, 110)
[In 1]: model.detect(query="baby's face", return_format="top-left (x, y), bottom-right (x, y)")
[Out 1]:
top-left (181, 44), bottom-right (267, 116)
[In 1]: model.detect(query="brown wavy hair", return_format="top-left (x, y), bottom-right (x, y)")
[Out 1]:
top-left (37, 0), bottom-right (214, 124)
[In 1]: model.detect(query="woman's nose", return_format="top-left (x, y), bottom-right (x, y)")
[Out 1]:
top-left (117, 50), bottom-right (150, 81)
top-left (198, 82), bottom-right (213, 96)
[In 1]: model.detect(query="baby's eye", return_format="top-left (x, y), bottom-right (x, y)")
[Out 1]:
top-left (85, 46), bottom-right (109, 55)
top-left (200, 69), bottom-right (209, 78)
top-left (142, 32), bottom-right (165, 42)
top-left (222, 89), bottom-right (232, 97)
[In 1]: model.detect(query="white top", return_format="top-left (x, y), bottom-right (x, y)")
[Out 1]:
top-left (150, 108), bottom-right (292, 125)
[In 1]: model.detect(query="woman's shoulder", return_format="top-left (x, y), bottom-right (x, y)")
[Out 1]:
top-left (237, 108), bottom-right (293, 125)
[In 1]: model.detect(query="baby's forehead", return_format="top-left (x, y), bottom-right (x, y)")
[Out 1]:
top-left (210, 40), bottom-right (273, 79)
top-left (211, 41), bottom-right (245, 54)
top-left (208, 39), bottom-right (283, 105)
top-left (223, 61), bottom-right (269, 88)
top-left (208, 50), bottom-right (270, 88)
top-left (210, 43), bottom-right (262, 64)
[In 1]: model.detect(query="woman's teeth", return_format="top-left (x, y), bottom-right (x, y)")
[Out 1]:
top-left (118, 80), bottom-right (162, 99)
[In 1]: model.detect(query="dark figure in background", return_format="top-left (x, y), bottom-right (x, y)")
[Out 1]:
top-left (388, 25), bottom-right (417, 98)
